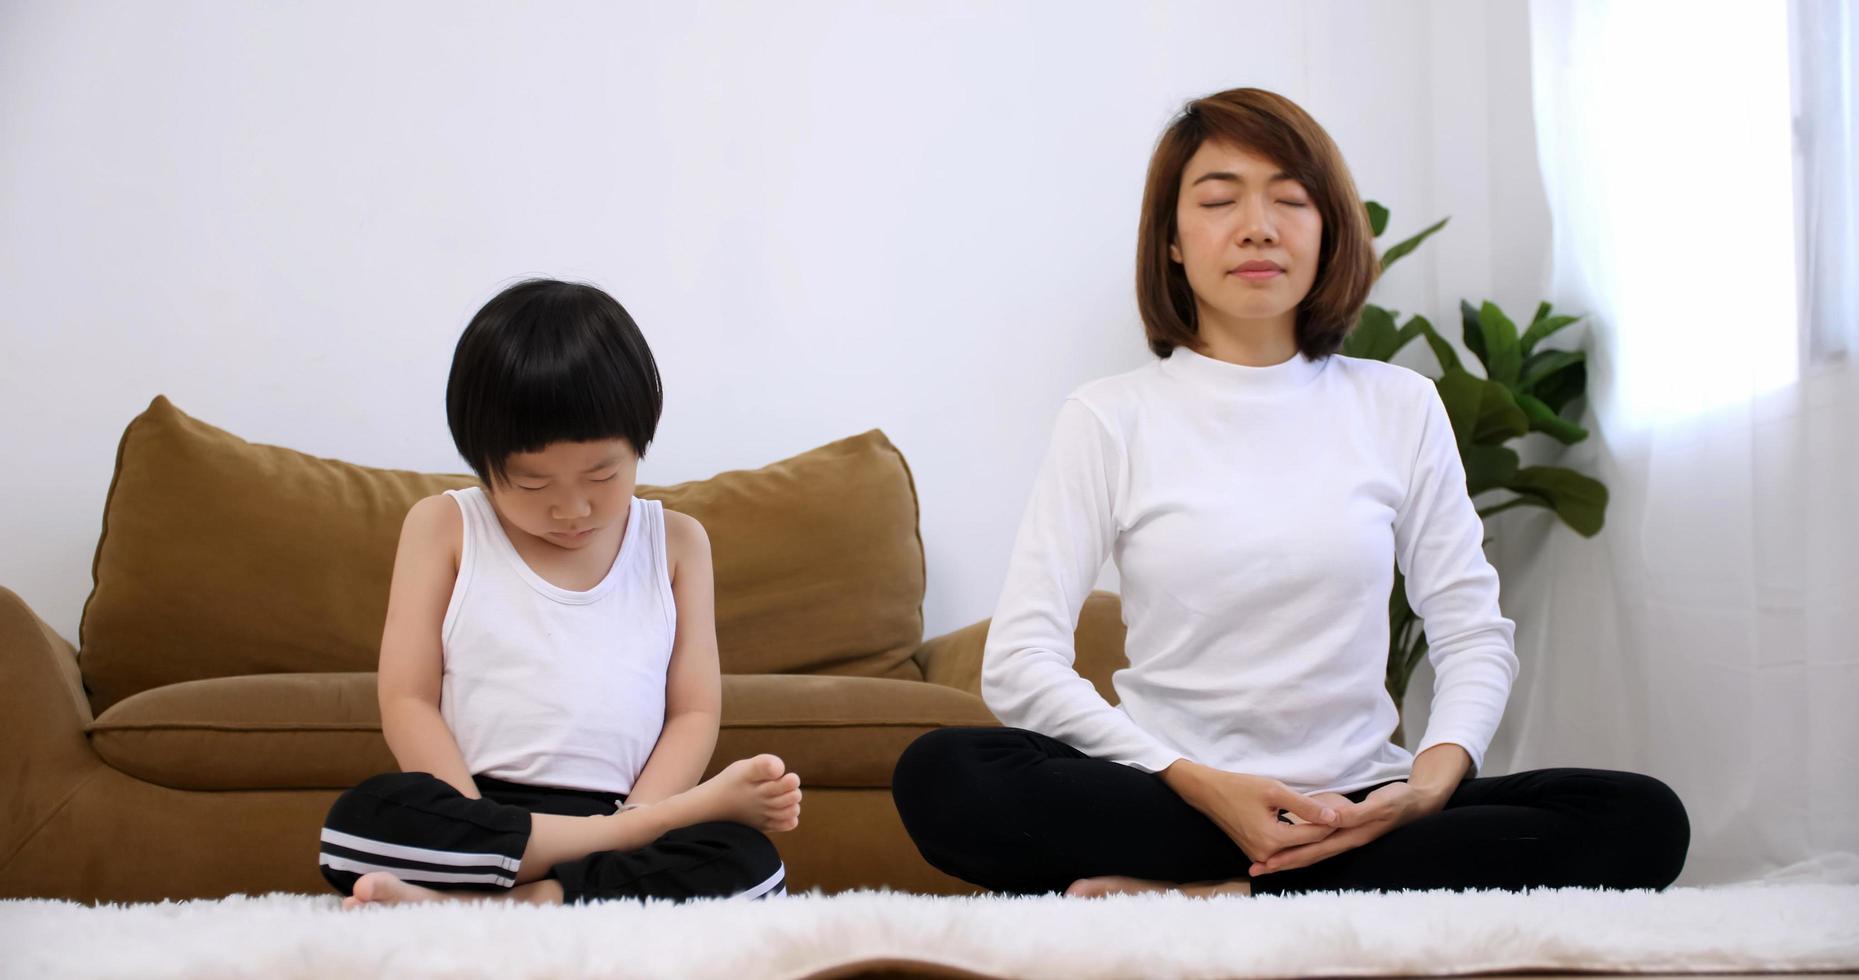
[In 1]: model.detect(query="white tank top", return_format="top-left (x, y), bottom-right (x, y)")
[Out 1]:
top-left (438, 487), bottom-right (676, 795)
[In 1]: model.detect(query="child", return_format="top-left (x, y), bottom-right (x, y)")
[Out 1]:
top-left (319, 279), bottom-right (802, 907)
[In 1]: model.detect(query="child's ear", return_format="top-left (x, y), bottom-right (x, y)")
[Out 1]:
top-left (1169, 239), bottom-right (1182, 264)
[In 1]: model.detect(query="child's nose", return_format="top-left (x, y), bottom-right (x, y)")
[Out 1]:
top-left (552, 497), bottom-right (592, 520)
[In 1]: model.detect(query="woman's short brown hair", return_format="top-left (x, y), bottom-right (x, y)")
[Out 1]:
top-left (1136, 88), bottom-right (1378, 360)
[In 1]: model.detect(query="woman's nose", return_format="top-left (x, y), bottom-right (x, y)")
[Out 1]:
top-left (1234, 196), bottom-right (1278, 246)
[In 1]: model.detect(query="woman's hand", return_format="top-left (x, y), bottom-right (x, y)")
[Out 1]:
top-left (1253, 745), bottom-right (1470, 876)
top-left (1161, 759), bottom-right (1342, 864)
top-left (1248, 780), bottom-right (1438, 876)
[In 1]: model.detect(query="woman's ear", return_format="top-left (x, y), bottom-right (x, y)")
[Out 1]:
top-left (1169, 239), bottom-right (1182, 264)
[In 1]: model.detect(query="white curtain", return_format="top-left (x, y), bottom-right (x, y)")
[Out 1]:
top-left (1793, 0), bottom-right (1859, 362)
top-left (1481, 0), bottom-right (1859, 885)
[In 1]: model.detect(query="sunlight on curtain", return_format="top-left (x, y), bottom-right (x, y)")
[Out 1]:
top-left (1792, 0), bottom-right (1859, 363)
top-left (1493, 0), bottom-right (1859, 885)
top-left (1531, 1), bottom-right (1797, 431)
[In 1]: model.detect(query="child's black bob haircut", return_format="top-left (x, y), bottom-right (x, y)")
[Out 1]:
top-left (446, 279), bottom-right (662, 487)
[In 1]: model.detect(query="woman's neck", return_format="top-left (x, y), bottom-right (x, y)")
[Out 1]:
top-left (1189, 308), bottom-right (1299, 367)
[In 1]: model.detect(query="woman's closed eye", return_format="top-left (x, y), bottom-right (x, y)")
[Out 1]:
top-left (1197, 199), bottom-right (1307, 209)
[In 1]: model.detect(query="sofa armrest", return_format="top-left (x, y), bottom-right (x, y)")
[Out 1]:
top-left (912, 617), bottom-right (988, 696)
top-left (913, 590), bottom-right (1130, 705)
top-left (0, 587), bottom-right (103, 869)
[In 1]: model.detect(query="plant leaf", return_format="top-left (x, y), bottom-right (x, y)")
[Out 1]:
top-left (1397, 315), bottom-right (1428, 356)
top-left (1435, 369), bottom-right (1483, 448)
top-left (1459, 300), bottom-right (1487, 372)
top-left (1535, 358), bottom-right (1588, 415)
top-left (1436, 370), bottom-right (1527, 449)
top-left (1520, 310), bottom-right (1583, 355)
top-left (1519, 349), bottom-right (1586, 392)
top-left (1507, 466), bottom-right (1608, 536)
top-left (1477, 301), bottom-right (1523, 385)
top-left (1379, 216), bottom-right (1449, 272)
top-left (1418, 318), bottom-right (1461, 373)
top-left (1366, 201), bottom-right (1390, 237)
top-left (1463, 444), bottom-right (1521, 495)
top-left (1514, 391), bottom-right (1589, 444)
top-left (1343, 304), bottom-right (1401, 361)
top-left (1389, 567), bottom-right (1412, 623)
top-left (1479, 493), bottom-right (1556, 519)
top-left (1471, 376), bottom-right (1529, 444)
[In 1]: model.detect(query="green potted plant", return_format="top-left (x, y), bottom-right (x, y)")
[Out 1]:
top-left (1341, 204), bottom-right (1609, 742)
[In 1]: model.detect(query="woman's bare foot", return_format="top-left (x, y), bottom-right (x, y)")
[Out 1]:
top-left (1065, 875), bottom-right (1252, 898)
top-left (1065, 875), bottom-right (1172, 898)
top-left (678, 754), bottom-right (802, 833)
top-left (343, 871), bottom-right (447, 909)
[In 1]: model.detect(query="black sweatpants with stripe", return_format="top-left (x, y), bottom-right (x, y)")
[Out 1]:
top-left (319, 772), bottom-right (786, 903)
top-left (892, 727), bottom-right (1690, 895)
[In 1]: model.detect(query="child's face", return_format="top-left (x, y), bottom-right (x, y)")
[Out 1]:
top-left (486, 438), bottom-right (639, 550)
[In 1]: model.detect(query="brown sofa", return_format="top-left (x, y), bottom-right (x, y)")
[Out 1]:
top-left (1, 397), bottom-right (1132, 902)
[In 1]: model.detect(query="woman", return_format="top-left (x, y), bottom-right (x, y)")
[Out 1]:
top-left (890, 88), bottom-right (1688, 898)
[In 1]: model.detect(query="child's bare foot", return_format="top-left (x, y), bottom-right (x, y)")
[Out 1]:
top-left (343, 871), bottom-right (447, 909)
top-left (681, 754), bottom-right (802, 833)
top-left (342, 872), bottom-right (564, 909)
top-left (1065, 875), bottom-right (1252, 898)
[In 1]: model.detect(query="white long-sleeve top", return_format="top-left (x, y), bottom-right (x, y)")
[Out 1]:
top-left (981, 346), bottom-right (1518, 795)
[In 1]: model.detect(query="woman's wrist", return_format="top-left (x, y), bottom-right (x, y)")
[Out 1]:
top-left (1405, 781), bottom-right (1452, 816)
top-left (1159, 757), bottom-right (1201, 789)
top-left (1407, 743), bottom-right (1472, 810)
top-left (1160, 757), bottom-right (1212, 807)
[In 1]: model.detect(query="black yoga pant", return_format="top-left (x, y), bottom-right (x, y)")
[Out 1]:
top-left (892, 727), bottom-right (1689, 895)
top-left (319, 772), bottom-right (786, 903)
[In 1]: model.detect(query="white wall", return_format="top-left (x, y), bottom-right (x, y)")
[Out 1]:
top-left (0, 0), bottom-right (1546, 646)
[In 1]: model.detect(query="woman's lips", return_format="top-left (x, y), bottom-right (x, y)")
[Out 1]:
top-left (1230, 260), bottom-right (1284, 281)
top-left (1233, 267), bottom-right (1283, 281)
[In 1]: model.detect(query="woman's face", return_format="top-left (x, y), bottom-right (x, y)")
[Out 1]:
top-left (1170, 140), bottom-right (1323, 338)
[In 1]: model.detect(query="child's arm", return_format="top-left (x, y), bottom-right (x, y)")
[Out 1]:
top-left (621, 510), bottom-right (723, 806)
top-left (376, 495), bottom-right (481, 799)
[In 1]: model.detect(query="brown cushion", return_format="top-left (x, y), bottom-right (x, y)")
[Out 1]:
top-left (88, 673), bottom-right (394, 791)
top-left (637, 433), bottom-right (925, 681)
top-left (708, 674), bottom-right (997, 787)
top-left (88, 673), bottom-right (995, 792)
top-left (79, 397), bottom-right (926, 712)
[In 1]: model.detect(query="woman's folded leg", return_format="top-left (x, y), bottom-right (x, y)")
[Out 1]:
top-left (892, 726), bottom-right (1252, 894)
top-left (1252, 768), bottom-right (1690, 895)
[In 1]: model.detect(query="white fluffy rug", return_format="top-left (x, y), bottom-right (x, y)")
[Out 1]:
top-left (3, 882), bottom-right (1857, 979)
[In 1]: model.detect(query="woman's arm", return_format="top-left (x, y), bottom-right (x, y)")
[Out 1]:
top-left (1392, 380), bottom-right (1520, 776)
top-left (982, 397), bottom-right (1187, 773)
top-left (377, 495), bottom-right (481, 799)
top-left (621, 509), bottom-right (722, 806)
